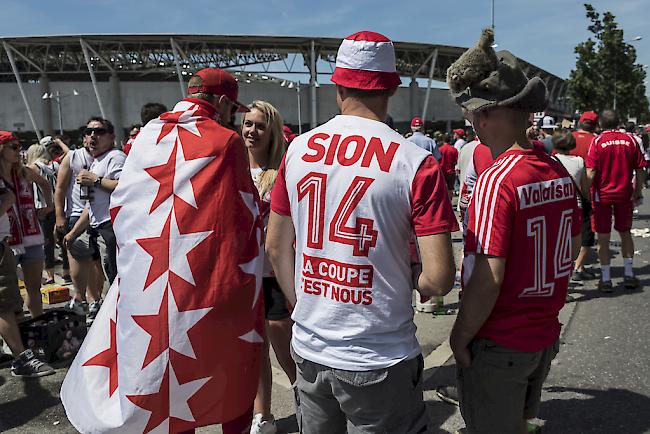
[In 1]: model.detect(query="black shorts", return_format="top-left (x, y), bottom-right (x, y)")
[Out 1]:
top-left (263, 277), bottom-right (290, 321)
top-left (581, 215), bottom-right (595, 247)
top-left (444, 173), bottom-right (456, 191)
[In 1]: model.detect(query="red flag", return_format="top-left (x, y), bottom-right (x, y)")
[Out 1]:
top-left (62, 98), bottom-right (265, 433)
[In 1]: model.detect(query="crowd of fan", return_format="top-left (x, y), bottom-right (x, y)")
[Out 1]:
top-left (0, 29), bottom-right (648, 434)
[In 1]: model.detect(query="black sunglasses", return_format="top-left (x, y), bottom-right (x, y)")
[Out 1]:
top-left (83, 127), bottom-right (109, 136)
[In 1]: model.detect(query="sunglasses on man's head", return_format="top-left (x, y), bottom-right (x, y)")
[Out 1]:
top-left (83, 127), bottom-right (109, 136)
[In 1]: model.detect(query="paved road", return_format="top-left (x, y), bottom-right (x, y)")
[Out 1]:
top-left (1, 200), bottom-right (649, 433)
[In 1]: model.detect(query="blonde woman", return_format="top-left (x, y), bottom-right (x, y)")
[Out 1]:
top-left (0, 139), bottom-right (53, 318)
top-left (243, 100), bottom-right (294, 434)
top-left (26, 144), bottom-right (58, 284)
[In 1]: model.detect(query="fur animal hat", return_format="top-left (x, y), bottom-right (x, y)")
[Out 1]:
top-left (446, 28), bottom-right (547, 113)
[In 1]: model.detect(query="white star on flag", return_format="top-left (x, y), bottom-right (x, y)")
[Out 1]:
top-left (169, 210), bottom-right (212, 286)
top-left (173, 140), bottom-right (214, 209)
top-left (168, 285), bottom-right (212, 359)
top-left (169, 363), bottom-right (211, 422)
top-left (239, 329), bottom-right (264, 344)
top-left (238, 226), bottom-right (263, 308)
top-left (240, 191), bottom-right (259, 220)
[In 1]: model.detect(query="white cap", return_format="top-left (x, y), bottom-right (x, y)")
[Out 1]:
top-left (540, 116), bottom-right (557, 130)
top-left (39, 136), bottom-right (54, 146)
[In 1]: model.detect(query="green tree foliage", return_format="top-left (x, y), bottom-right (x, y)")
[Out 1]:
top-left (568, 4), bottom-right (648, 121)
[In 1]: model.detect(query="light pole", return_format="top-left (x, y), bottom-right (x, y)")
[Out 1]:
top-left (614, 36), bottom-right (644, 110)
top-left (42, 89), bottom-right (79, 135)
top-left (491, 0), bottom-right (495, 29)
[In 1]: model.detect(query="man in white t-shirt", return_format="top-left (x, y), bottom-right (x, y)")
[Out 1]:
top-left (266, 31), bottom-right (458, 433)
top-left (65, 117), bottom-right (126, 288)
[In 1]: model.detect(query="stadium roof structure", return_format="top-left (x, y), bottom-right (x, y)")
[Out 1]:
top-left (0, 34), bottom-right (571, 114)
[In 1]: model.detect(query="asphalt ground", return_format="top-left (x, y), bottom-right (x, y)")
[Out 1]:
top-left (1, 197), bottom-right (649, 433)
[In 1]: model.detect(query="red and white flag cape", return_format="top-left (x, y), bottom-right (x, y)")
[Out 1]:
top-left (61, 98), bottom-right (265, 433)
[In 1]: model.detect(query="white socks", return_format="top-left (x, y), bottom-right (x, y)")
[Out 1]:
top-left (624, 258), bottom-right (634, 277)
top-left (601, 265), bottom-right (611, 282)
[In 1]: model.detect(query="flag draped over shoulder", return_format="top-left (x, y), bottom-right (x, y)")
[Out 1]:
top-left (61, 98), bottom-right (265, 434)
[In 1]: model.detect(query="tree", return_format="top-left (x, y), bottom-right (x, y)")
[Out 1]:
top-left (568, 4), bottom-right (649, 122)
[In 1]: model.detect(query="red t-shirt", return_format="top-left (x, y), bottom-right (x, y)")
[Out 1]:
top-left (585, 130), bottom-right (647, 203)
top-left (570, 130), bottom-right (595, 159)
top-left (465, 147), bottom-right (581, 352)
top-left (438, 143), bottom-right (458, 176)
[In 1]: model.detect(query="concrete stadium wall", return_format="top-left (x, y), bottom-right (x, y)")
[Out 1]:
top-left (0, 80), bottom-right (462, 136)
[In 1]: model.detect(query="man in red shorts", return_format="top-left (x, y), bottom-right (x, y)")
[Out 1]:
top-left (446, 28), bottom-right (582, 433)
top-left (586, 109), bottom-right (646, 291)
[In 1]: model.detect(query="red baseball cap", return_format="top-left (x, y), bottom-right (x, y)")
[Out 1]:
top-left (0, 131), bottom-right (18, 145)
top-left (453, 128), bottom-right (465, 137)
top-left (579, 111), bottom-right (598, 124)
top-left (411, 117), bottom-right (423, 127)
top-left (187, 68), bottom-right (249, 112)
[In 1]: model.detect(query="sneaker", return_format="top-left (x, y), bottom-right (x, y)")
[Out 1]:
top-left (250, 413), bottom-right (277, 434)
top-left (62, 274), bottom-right (73, 284)
top-left (435, 385), bottom-right (460, 406)
top-left (623, 276), bottom-right (639, 289)
top-left (68, 299), bottom-right (88, 316)
top-left (88, 299), bottom-right (102, 321)
top-left (598, 280), bottom-right (614, 293)
top-left (11, 349), bottom-right (55, 378)
top-left (572, 269), bottom-right (595, 281)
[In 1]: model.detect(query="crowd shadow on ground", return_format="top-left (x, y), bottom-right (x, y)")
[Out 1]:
top-left (540, 386), bottom-right (650, 434)
top-left (0, 373), bottom-right (60, 431)
top-left (0, 359), bottom-right (73, 431)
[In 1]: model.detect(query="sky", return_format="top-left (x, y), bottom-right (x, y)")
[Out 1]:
top-left (2, 0), bottom-right (648, 87)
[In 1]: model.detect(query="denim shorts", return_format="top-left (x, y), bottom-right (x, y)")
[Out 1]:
top-left (15, 244), bottom-right (45, 265)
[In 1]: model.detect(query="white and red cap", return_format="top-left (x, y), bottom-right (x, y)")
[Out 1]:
top-left (331, 31), bottom-right (402, 90)
top-left (411, 117), bottom-right (423, 127)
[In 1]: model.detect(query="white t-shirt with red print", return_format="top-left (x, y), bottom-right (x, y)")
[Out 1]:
top-left (271, 115), bottom-right (458, 370)
top-left (464, 148), bottom-right (582, 353)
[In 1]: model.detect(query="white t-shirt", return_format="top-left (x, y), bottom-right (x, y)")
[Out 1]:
top-left (454, 138), bottom-right (467, 152)
top-left (554, 154), bottom-right (585, 207)
top-left (68, 148), bottom-right (94, 218)
top-left (88, 149), bottom-right (126, 227)
top-left (271, 115), bottom-right (458, 370)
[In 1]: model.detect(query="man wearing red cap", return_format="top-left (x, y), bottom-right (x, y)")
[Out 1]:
top-left (62, 68), bottom-right (264, 434)
top-left (408, 117), bottom-right (442, 161)
top-left (571, 111), bottom-right (598, 159)
top-left (586, 110), bottom-right (647, 291)
top-left (267, 31), bottom-right (457, 432)
top-left (453, 128), bottom-right (467, 152)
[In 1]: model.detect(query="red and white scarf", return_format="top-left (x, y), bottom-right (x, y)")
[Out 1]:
top-left (6, 168), bottom-right (42, 252)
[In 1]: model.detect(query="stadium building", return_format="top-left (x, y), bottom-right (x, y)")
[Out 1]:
top-left (0, 34), bottom-right (570, 143)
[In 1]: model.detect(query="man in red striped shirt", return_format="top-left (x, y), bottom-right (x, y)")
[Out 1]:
top-left (446, 28), bottom-right (582, 434)
top-left (586, 110), bottom-right (646, 291)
